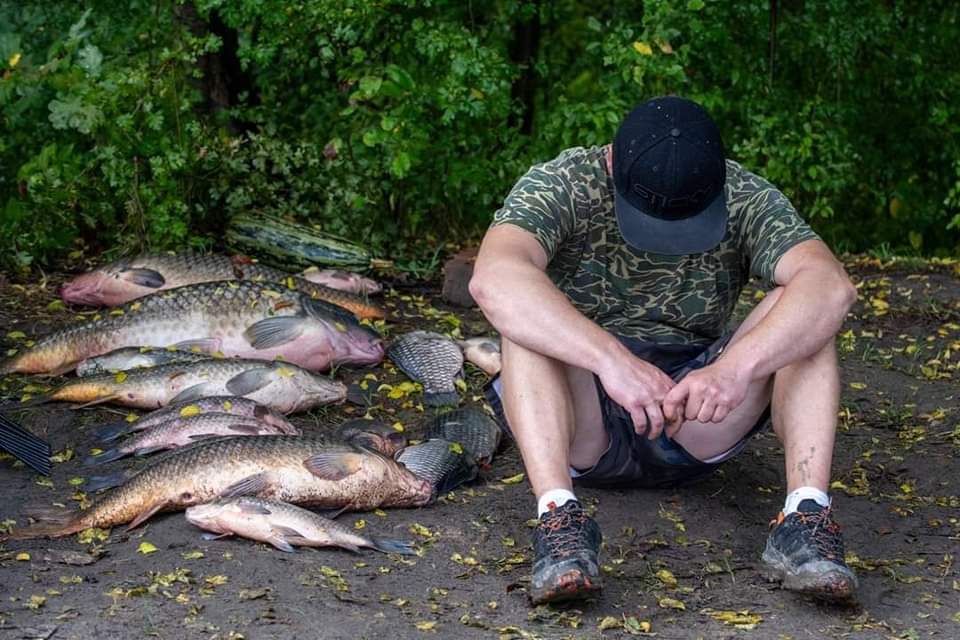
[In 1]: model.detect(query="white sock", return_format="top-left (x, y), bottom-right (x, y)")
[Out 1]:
top-left (537, 489), bottom-right (578, 517)
top-left (783, 487), bottom-right (830, 515)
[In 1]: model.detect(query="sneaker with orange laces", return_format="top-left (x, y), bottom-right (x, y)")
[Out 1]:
top-left (529, 501), bottom-right (602, 605)
top-left (761, 499), bottom-right (858, 602)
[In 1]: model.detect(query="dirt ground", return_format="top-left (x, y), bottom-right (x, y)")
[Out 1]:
top-left (0, 256), bottom-right (957, 640)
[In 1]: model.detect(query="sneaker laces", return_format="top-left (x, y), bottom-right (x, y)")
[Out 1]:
top-left (771, 505), bottom-right (844, 562)
top-left (539, 508), bottom-right (590, 559)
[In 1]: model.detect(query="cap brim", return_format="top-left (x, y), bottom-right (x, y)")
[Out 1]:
top-left (614, 187), bottom-right (728, 255)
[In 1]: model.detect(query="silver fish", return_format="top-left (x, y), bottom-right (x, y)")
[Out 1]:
top-left (387, 331), bottom-right (464, 406)
top-left (76, 347), bottom-right (214, 377)
top-left (186, 497), bottom-right (414, 554)
top-left (37, 359), bottom-right (346, 412)
top-left (93, 396), bottom-right (297, 442)
top-left (84, 412), bottom-right (295, 466)
top-left (299, 267), bottom-right (383, 295)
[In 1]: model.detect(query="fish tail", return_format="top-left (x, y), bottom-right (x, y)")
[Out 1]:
top-left (93, 421), bottom-right (134, 442)
top-left (4, 512), bottom-right (88, 540)
top-left (423, 391), bottom-right (460, 407)
top-left (83, 447), bottom-right (127, 467)
top-left (369, 537), bottom-right (417, 556)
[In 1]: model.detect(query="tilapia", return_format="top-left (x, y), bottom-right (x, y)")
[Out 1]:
top-left (1, 280), bottom-right (383, 375)
top-left (84, 412), bottom-right (296, 466)
top-left (93, 396), bottom-right (296, 442)
top-left (185, 497), bottom-right (414, 554)
top-left (33, 359), bottom-right (346, 412)
top-left (299, 267), bottom-right (382, 295)
top-left (387, 331), bottom-right (464, 406)
top-left (397, 438), bottom-right (478, 498)
top-left (60, 253), bottom-right (386, 319)
top-left (77, 346), bottom-right (214, 377)
top-left (5, 437), bottom-right (433, 540)
top-left (424, 407), bottom-right (502, 466)
top-left (335, 419), bottom-right (406, 458)
top-left (457, 336), bottom-right (501, 376)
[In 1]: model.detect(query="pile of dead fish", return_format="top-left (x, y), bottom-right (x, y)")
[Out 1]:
top-left (0, 252), bottom-right (506, 556)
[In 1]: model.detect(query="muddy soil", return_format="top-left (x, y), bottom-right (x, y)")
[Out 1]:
top-left (0, 257), bottom-right (957, 640)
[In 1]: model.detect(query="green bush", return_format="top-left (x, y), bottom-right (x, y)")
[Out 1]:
top-left (1, 0), bottom-right (957, 273)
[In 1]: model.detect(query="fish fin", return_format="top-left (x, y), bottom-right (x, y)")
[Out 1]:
top-left (126, 499), bottom-right (170, 531)
top-left (82, 448), bottom-right (127, 466)
top-left (172, 338), bottom-right (220, 353)
top-left (303, 451), bottom-right (364, 480)
top-left (219, 471), bottom-right (271, 498)
top-left (314, 505), bottom-right (349, 519)
top-left (6, 511), bottom-right (86, 540)
top-left (267, 536), bottom-right (297, 553)
top-left (423, 391), bottom-right (460, 407)
top-left (84, 471), bottom-right (129, 492)
top-left (201, 532), bottom-right (233, 541)
top-left (225, 369), bottom-right (273, 396)
top-left (71, 395), bottom-right (121, 410)
top-left (272, 525), bottom-right (308, 540)
top-left (22, 505), bottom-right (72, 522)
top-left (226, 424), bottom-right (264, 435)
top-left (133, 445), bottom-right (166, 456)
top-left (369, 537), bottom-right (417, 555)
top-left (243, 317), bottom-right (306, 350)
top-left (169, 383), bottom-right (217, 405)
top-left (93, 421), bottom-right (134, 442)
top-left (120, 268), bottom-right (165, 288)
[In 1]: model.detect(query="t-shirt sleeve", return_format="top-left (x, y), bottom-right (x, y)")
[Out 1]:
top-left (490, 156), bottom-right (578, 262)
top-left (730, 164), bottom-right (821, 288)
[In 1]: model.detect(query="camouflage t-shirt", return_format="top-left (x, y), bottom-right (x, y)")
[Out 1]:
top-left (490, 145), bottom-right (820, 345)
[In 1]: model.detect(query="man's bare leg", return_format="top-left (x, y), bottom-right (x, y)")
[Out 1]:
top-left (500, 338), bottom-right (606, 497)
top-left (500, 338), bottom-right (607, 604)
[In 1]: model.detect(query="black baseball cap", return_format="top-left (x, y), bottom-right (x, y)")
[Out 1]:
top-left (613, 96), bottom-right (728, 255)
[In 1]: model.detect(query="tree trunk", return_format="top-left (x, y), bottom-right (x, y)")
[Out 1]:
top-left (508, 0), bottom-right (541, 135)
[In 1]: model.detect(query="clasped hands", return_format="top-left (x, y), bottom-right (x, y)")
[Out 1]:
top-left (598, 355), bottom-right (750, 440)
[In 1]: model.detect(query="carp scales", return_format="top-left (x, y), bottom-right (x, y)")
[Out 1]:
top-left (76, 346), bottom-right (214, 377)
top-left (32, 359), bottom-right (346, 412)
top-left (186, 497), bottom-right (414, 554)
top-left (4, 437), bottom-right (433, 540)
top-left (397, 438), bottom-right (478, 498)
top-left (1, 280), bottom-right (383, 375)
top-left (387, 330), bottom-right (464, 406)
top-left (60, 252), bottom-right (386, 319)
top-left (424, 407), bottom-right (502, 466)
top-left (84, 412), bottom-right (297, 466)
top-left (93, 395), bottom-right (297, 442)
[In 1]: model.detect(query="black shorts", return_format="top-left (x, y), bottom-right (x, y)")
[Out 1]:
top-left (483, 335), bottom-right (771, 489)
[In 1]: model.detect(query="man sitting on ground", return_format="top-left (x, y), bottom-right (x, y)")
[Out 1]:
top-left (470, 96), bottom-right (859, 605)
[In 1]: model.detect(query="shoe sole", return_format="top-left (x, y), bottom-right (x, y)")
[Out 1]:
top-left (529, 567), bottom-right (602, 606)
top-left (761, 545), bottom-right (858, 602)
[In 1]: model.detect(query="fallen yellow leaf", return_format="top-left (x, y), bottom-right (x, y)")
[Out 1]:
top-left (138, 541), bottom-right (159, 554)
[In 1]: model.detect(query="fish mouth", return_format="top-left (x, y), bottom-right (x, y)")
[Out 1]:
top-left (343, 337), bottom-right (385, 365)
top-left (61, 275), bottom-right (106, 305)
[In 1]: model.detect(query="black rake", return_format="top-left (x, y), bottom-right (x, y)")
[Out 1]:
top-left (0, 412), bottom-right (51, 476)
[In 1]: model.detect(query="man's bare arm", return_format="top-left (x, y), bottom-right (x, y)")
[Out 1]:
top-left (663, 239), bottom-right (856, 423)
top-left (470, 225), bottom-right (675, 436)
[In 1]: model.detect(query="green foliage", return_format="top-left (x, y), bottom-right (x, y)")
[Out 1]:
top-left (1, 0), bottom-right (958, 272)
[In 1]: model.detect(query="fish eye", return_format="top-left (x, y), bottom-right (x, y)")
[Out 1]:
top-left (181, 491), bottom-right (193, 501)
